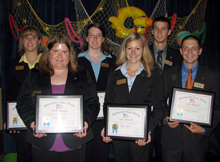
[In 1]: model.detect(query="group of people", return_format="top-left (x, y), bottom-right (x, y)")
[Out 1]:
top-left (4, 16), bottom-right (220, 162)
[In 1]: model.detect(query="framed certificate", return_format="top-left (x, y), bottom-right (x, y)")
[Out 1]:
top-left (7, 101), bottom-right (27, 130)
top-left (97, 91), bottom-right (105, 120)
top-left (170, 88), bottom-right (214, 126)
top-left (106, 104), bottom-right (149, 141)
top-left (35, 95), bottom-right (83, 133)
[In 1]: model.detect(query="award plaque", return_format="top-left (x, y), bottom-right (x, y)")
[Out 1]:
top-left (170, 88), bottom-right (214, 126)
top-left (106, 104), bottom-right (148, 141)
top-left (7, 101), bottom-right (27, 130)
top-left (35, 95), bottom-right (83, 133)
top-left (97, 91), bottom-right (105, 120)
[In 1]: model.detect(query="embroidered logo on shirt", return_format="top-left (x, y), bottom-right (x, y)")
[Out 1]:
top-left (101, 62), bottom-right (109, 68)
top-left (15, 65), bottom-right (24, 70)
top-left (164, 60), bottom-right (173, 66)
top-left (117, 79), bottom-right (126, 85)
top-left (194, 82), bottom-right (204, 89)
top-left (32, 91), bottom-right (42, 96)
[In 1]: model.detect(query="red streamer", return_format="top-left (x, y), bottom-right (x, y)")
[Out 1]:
top-left (170, 13), bottom-right (177, 31)
top-left (64, 18), bottom-right (83, 45)
top-left (9, 14), bottom-right (28, 39)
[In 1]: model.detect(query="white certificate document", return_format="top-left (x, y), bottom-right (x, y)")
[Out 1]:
top-left (106, 105), bottom-right (148, 140)
top-left (7, 101), bottom-right (27, 130)
top-left (36, 95), bottom-right (83, 133)
top-left (97, 92), bottom-right (105, 119)
top-left (170, 88), bottom-right (214, 126)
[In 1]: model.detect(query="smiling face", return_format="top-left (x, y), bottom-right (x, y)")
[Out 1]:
top-left (22, 30), bottom-right (41, 53)
top-left (49, 43), bottom-right (70, 70)
top-left (126, 39), bottom-right (143, 65)
top-left (151, 21), bottom-right (171, 46)
top-left (180, 39), bottom-right (202, 68)
top-left (86, 27), bottom-right (105, 50)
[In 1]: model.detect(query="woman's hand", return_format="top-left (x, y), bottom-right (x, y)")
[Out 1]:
top-left (74, 121), bottom-right (88, 138)
top-left (135, 133), bottom-right (151, 146)
top-left (31, 122), bottom-right (47, 138)
top-left (101, 127), bottom-right (112, 143)
top-left (4, 122), bottom-right (20, 134)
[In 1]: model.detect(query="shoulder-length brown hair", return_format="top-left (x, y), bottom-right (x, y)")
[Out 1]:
top-left (18, 26), bottom-right (44, 56)
top-left (116, 32), bottom-right (154, 77)
top-left (80, 23), bottom-right (111, 55)
top-left (38, 33), bottom-right (80, 76)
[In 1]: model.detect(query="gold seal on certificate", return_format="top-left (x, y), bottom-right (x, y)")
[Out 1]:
top-left (42, 116), bottom-right (50, 127)
top-left (12, 117), bottom-right (18, 123)
top-left (12, 117), bottom-right (18, 125)
top-left (177, 108), bottom-right (183, 117)
top-left (106, 104), bottom-right (149, 141)
top-left (112, 123), bottom-right (118, 130)
top-left (170, 88), bottom-right (214, 126)
top-left (112, 123), bottom-right (118, 134)
top-left (7, 101), bottom-right (27, 130)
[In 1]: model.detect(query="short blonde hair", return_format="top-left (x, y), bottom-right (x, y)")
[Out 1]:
top-left (18, 26), bottom-right (43, 56)
top-left (38, 33), bottom-right (81, 76)
top-left (116, 32), bottom-right (154, 77)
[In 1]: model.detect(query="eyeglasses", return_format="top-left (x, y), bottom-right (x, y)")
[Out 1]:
top-left (182, 47), bottom-right (199, 52)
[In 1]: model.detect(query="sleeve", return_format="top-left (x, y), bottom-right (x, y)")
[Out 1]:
top-left (204, 72), bottom-right (220, 135)
top-left (162, 69), bottom-right (171, 118)
top-left (148, 69), bottom-right (167, 132)
top-left (16, 70), bottom-right (35, 129)
top-left (6, 61), bottom-right (18, 101)
top-left (83, 70), bottom-right (100, 128)
top-left (103, 69), bottom-right (115, 127)
top-left (4, 61), bottom-right (18, 122)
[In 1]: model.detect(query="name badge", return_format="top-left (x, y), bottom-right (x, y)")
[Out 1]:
top-left (32, 91), bottom-right (42, 96)
top-left (117, 79), bottom-right (126, 85)
top-left (15, 66), bottom-right (24, 70)
top-left (194, 82), bottom-right (204, 89)
top-left (164, 60), bottom-right (173, 66)
top-left (101, 62), bottom-right (109, 68)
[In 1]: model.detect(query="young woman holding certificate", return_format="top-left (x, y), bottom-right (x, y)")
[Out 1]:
top-left (5, 26), bottom-right (43, 162)
top-left (16, 33), bottom-right (99, 162)
top-left (101, 32), bottom-right (166, 162)
top-left (78, 23), bottom-right (116, 162)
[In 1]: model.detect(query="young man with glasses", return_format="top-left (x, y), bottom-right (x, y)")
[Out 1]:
top-left (161, 35), bottom-right (220, 162)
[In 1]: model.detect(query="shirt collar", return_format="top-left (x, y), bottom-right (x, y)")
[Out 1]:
top-left (117, 61), bottom-right (144, 75)
top-left (78, 51), bottom-right (112, 59)
top-left (19, 53), bottom-right (42, 69)
top-left (182, 61), bottom-right (199, 72)
top-left (153, 44), bottom-right (168, 54)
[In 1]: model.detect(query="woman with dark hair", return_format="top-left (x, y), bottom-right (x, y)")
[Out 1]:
top-left (101, 32), bottom-right (166, 162)
top-left (78, 23), bottom-right (116, 162)
top-left (5, 26), bottom-right (43, 162)
top-left (16, 33), bottom-right (99, 162)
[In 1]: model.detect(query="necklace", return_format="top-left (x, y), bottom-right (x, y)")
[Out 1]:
top-left (54, 70), bottom-right (68, 78)
top-left (126, 65), bottom-right (141, 75)
top-left (129, 69), bottom-right (135, 75)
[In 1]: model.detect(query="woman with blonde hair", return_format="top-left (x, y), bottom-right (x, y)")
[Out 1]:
top-left (5, 26), bottom-right (43, 162)
top-left (16, 33), bottom-right (99, 162)
top-left (101, 32), bottom-right (166, 162)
